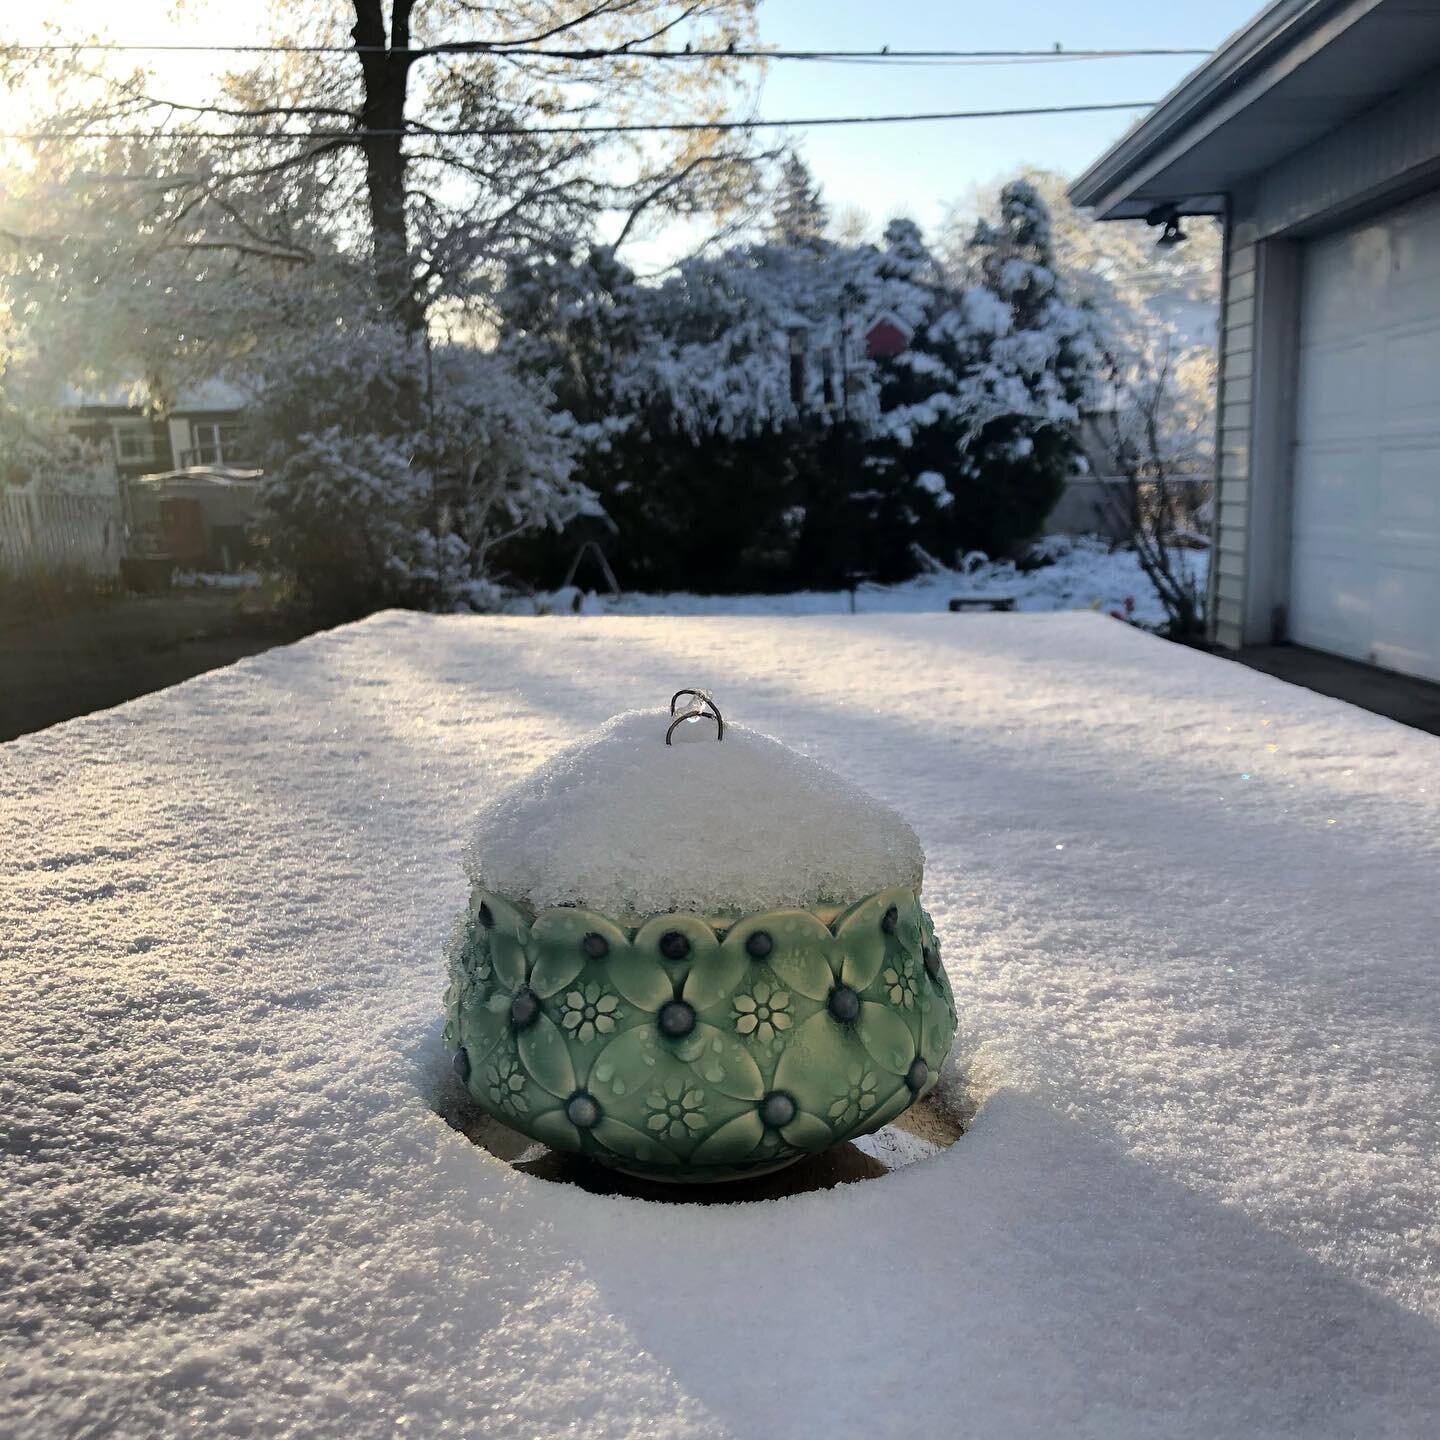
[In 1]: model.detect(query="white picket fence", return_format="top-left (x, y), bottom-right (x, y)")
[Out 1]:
top-left (0, 474), bottom-right (125, 579)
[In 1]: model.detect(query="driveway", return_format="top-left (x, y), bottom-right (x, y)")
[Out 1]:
top-left (0, 590), bottom-right (310, 741)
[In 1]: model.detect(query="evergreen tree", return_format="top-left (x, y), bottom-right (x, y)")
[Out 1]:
top-left (874, 184), bottom-right (1093, 560)
top-left (497, 184), bottom-right (1099, 592)
top-left (769, 152), bottom-right (829, 248)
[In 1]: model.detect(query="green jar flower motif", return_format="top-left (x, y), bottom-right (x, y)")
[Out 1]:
top-left (883, 958), bottom-right (918, 1010)
top-left (447, 882), bottom-right (957, 1181)
top-left (485, 1051), bottom-right (529, 1117)
top-left (828, 1064), bottom-right (879, 1129)
top-left (733, 982), bottom-right (792, 1043)
top-left (559, 982), bottom-right (620, 1043)
top-left (646, 1079), bottom-right (708, 1141)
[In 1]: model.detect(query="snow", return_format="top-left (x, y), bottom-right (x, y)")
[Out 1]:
top-left (172, 569), bottom-right (263, 590)
top-left (5, 611), bottom-right (1440, 1438)
top-left (467, 708), bottom-right (923, 916)
top-left (537, 536), bottom-right (1206, 630)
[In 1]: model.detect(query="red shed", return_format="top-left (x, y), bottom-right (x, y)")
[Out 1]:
top-left (864, 313), bottom-right (914, 359)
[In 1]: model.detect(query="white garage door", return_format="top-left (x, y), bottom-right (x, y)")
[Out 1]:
top-left (1291, 191), bottom-right (1440, 683)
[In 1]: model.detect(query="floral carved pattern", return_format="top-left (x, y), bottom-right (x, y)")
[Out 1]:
top-left (559, 983), bottom-right (620, 1043)
top-left (444, 884), bottom-right (956, 1180)
top-left (733, 982), bottom-right (792, 1043)
top-left (645, 1079), bottom-right (708, 1141)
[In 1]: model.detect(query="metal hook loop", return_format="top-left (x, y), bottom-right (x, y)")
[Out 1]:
top-left (665, 693), bottom-right (725, 744)
top-left (669, 687), bottom-right (717, 718)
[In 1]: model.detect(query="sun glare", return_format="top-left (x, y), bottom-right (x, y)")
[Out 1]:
top-left (2, 0), bottom-right (277, 140)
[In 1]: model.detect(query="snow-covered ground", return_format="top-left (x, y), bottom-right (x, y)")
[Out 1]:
top-left (531, 536), bottom-right (1206, 630)
top-left (171, 569), bottom-right (264, 590)
top-left (5, 612), bottom-right (1440, 1438)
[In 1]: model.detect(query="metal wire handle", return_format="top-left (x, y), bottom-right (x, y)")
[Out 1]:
top-left (665, 689), bottom-right (724, 744)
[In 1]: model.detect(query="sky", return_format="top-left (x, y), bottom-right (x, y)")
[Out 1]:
top-left (5, 0), bottom-right (1265, 251)
top-left (755, 0), bottom-right (1262, 235)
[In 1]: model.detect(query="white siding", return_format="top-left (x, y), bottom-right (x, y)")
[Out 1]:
top-left (1212, 221), bottom-right (1258, 652)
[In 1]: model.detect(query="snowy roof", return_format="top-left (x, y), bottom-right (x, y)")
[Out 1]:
top-left (5, 612), bottom-right (1440, 1437)
top-left (128, 466), bottom-right (264, 488)
top-left (865, 309), bottom-right (915, 340)
top-left (60, 377), bottom-right (251, 412)
top-left (467, 706), bottom-right (924, 915)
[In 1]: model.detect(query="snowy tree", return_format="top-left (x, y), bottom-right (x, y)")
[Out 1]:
top-left (496, 244), bottom-right (647, 436)
top-left (768, 152), bottom-right (828, 248)
top-left (496, 198), bottom-right (1098, 590)
top-left (2, 3), bottom-right (766, 347)
top-left (943, 169), bottom-right (1220, 486)
top-left (941, 170), bottom-right (1218, 630)
top-left (251, 321), bottom-right (592, 618)
top-left (0, 3), bottom-right (767, 615)
top-left (871, 190), bottom-right (1095, 560)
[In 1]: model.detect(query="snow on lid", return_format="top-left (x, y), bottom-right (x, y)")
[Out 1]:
top-left (467, 706), bottom-right (923, 916)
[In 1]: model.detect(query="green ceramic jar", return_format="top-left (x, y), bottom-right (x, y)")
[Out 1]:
top-left (443, 698), bottom-right (957, 1182)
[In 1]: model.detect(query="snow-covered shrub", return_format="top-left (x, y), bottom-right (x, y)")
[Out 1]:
top-left (250, 324), bottom-right (593, 620)
top-left (0, 377), bottom-right (98, 489)
top-left (497, 185), bottom-right (1099, 593)
top-left (257, 428), bottom-right (438, 617)
top-left (873, 189), bottom-right (1094, 561)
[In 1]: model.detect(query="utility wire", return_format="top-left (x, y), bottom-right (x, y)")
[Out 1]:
top-left (0, 100), bottom-right (1157, 143)
top-left (2, 41), bottom-right (1212, 62)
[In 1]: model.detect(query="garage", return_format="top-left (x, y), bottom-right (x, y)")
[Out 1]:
top-left (1290, 191), bottom-right (1440, 684)
top-left (1068, 0), bottom-right (1440, 689)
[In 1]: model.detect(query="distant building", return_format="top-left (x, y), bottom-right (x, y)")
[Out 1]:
top-left (64, 379), bottom-right (254, 480)
top-left (63, 381), bottom-right (261, 572)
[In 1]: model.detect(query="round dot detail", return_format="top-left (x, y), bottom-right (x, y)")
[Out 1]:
top-left (659, 930), bottom-right (691, 961)
top-left (565, 1092), bottom-right (600, 1129)
top-left (453, 1047), bottom-right (471, 1082)
top-left (510, 987), bottom-right (540, 1028)
top-left (658, 1000), bottom-right (697, 1038)
top-left (923, 945), bottom-right (941, 978)
top-left (581, 932), bottom-right (610, 961)
top-left (828, 984), bottom-right (860, 1023)
top-left (906, 1057), bottom-right (929, 1093)
top-left (745, 930), bottom-right (774, 959)
top-left (759, 1091), bottom-right (796, 1128)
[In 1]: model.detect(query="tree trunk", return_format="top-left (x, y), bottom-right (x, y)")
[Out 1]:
top-left (352, 0), bottom-right (422, 339)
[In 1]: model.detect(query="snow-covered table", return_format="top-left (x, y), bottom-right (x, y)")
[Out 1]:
top-left (5, 612), bottom-right (1440, 1439)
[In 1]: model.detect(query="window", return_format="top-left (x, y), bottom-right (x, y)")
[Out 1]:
top-left (111, 420), bottom-right (156, 464)
top-left (190, 422), bottom-right (245, 465)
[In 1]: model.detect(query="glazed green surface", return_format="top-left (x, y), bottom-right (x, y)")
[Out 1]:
top-left (443, 886), bottom-right (957, 1181)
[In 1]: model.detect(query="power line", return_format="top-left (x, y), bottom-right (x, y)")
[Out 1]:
top-left (0, 100), bottom-right (1157, 143)
top-left (2, 40), bottom-right (1212, 62)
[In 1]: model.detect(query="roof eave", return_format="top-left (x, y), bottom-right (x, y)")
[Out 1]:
top-left (1068, 0), bottom-right (1369, 216)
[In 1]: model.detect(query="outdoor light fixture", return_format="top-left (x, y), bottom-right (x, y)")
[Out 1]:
top-left (1146, 203), bottom-right (1188, 248)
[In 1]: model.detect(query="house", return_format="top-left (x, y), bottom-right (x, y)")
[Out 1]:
top-left (64, 380), bottom-right (261, 572)
top-left (1070, 0), bottom-right (1440, 685)
top-left (65, 379), bottom-right (254, 479)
